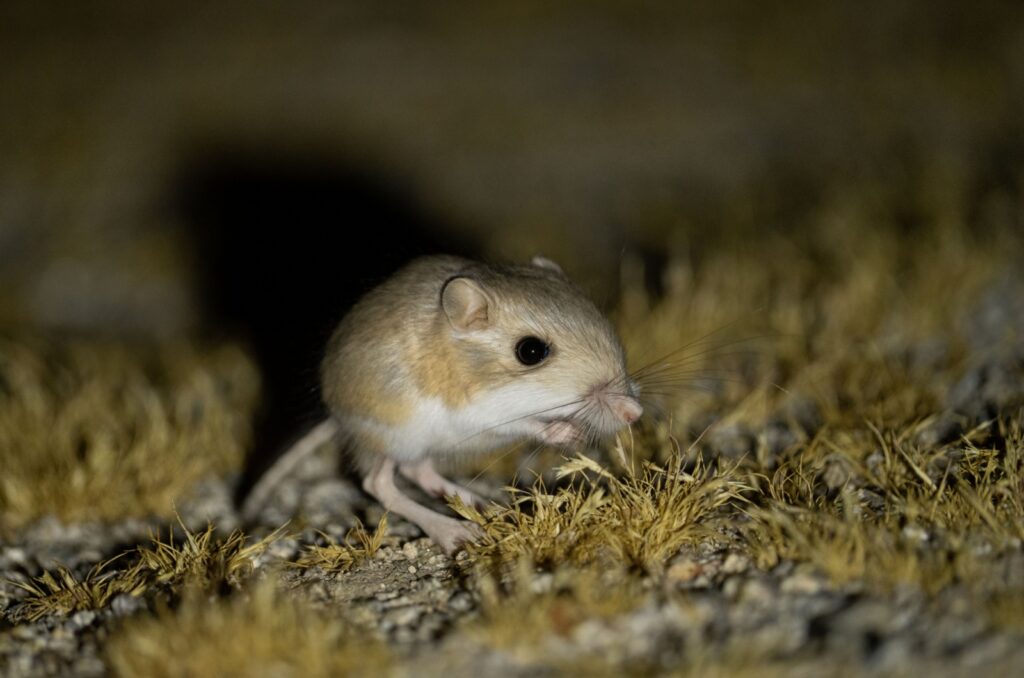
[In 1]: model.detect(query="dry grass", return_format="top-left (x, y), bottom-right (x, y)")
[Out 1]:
top-left (291, 515), bottom-right (388, 572)
top-left (0, 337), bottom-right (260, 532)
top-left (10, 521), bottom-right (282, 622)
top-left (134, 521), bottom-right (286, 591)
top-left (105, 579), bottom-right (390, 678)
top-left (9, 555), bottom-right (148, 623)
top-left (454, 445), bottom-right (746, 572)
top-left (740, 417), bottom-right (1024, 596)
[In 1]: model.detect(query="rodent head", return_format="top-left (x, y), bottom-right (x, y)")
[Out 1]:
top-left (439, 256), bottom-right (642, 446)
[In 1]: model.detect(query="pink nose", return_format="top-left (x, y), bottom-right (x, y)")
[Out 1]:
top-left (611, 396), bottom-right (643, 425)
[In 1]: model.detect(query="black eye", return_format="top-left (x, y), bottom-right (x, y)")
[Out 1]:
top-left (515, 336), bottom-right (550, 366)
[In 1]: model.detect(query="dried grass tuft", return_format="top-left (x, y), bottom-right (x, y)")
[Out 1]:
top-left (0, 337), bottom-right (259, 532)
top-left (291, 515), bottom-right (388, 572)
top-left (740, 416), bottom-right (1024, 595)
top-left (10, 555), bottom-right (148, 623)
top-left (455, 442), bottom-right (746, 572)
top-left (9, 521), bottom-right (283, 621)
top-left (134, 521), bottom-right (286, 591)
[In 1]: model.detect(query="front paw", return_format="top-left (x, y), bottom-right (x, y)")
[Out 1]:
top-left (538, 420), bottom-right (581, 446)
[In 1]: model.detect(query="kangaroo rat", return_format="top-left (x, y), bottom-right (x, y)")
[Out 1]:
top-left (242, 255), bottom-right (642, 554)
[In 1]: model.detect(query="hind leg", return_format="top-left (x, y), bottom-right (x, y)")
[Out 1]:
top-left (363, 456), bottom-right (482, 555)
top-left (399, 458), bottom-right (488, 509)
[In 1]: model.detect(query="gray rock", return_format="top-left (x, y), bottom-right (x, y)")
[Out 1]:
top-left (110, 594), bottom-right (144, 617)
top-left (855, 488), bottom-right (886, 515)
top-left (915, 413), bottom-right (965, 448)
top-left (821, 455), bottom-right (855, 491)
top-left (958, 276), bottom-right (1024, 353)
top-left (708, 424), bottom-right (757, 461)
top-left (300, 478), bottom-right (361, 527)
top-left (0, 547), bottom-right (29, 571)
top-left (175, 476), bottom-right (239, 532)
top-left (67, 611), bottom-right (96, 631)
top-left (761, 422), bottom-right (797, 456)
top-left (947, 357), bottom-right (1024, 423)
top-left (777, 397), bottom-right (824, 437)
top-left (926, 447), bottom-right (964, 484)
top-left (908, 337), bottom-right (951, 373)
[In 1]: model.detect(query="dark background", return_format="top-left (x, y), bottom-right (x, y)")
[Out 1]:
top-left (2, 0), bottom-right (1022, 482)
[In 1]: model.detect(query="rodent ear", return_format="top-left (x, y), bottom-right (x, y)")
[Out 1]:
top-left (441, 277), bottom-right (491, 331)
top-left (531, 255), bottom-right (564, 275)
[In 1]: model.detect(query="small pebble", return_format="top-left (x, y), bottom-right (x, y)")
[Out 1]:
top-left (722, 553), bottom-right (750, 575)
top-left (68, 611), bottom-right (96, 630)
top-left (448, 591), bottom-right (474, 613)
top-left (110, 594), bottom-right (143, 617)
top-left (781, 572), bottom-right (825, 596)
top-left (666, 559), bottom-right (702, 583)
top-left (915, 414), bottom-right (964, 448)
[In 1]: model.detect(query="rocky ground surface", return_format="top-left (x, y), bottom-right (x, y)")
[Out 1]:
top-left (4, 500), bottom-right (1024, 676)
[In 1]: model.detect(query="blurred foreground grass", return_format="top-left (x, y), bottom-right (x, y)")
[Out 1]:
top-left (105, 580), bottom-right (390, 678)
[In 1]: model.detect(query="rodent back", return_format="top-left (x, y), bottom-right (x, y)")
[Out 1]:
top-left (321, 256), bottom-right (468, 419)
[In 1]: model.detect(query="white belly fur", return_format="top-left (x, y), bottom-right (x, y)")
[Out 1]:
top-left (349, 383), bottom-right (581, 462)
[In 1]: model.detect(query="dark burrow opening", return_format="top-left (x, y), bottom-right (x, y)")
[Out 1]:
top-left (170, 142), bottom-right (478, 503)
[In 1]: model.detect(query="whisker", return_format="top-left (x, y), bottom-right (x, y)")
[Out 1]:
top-left (610, 381), bottom-right (730, 397)
top-left (467, 404), bottom-right (589, 484)
top-left (456, 330), bottom-right (772, 487)
top-left (632, 382), bottom-right (729, 399)
top-left (626, 315), bottom-right (751, 377)
top-left (511, 439), bottom-right (554, 488)
top-left (469, 432), bottom-right (545, 486)
top-left (630, 341), bottom-right (767, 380)
top-left (450, 397), bottom-right (589, 449)
top-left (633, 396), bottom-right (671, 420)
top-left (634, 373), bottom-right (746, 387)
top-left (628, 326), bottom-right (769, 379)
top-left (632, 390), bottom-right (722, 401)
top-left (576, 402), bottom-right (602, 450)
top-left (632, 361), bottom-right (748, 379)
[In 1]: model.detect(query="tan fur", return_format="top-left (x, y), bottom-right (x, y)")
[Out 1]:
top-left (408, 332), bottom-right (481, 408)
top-left (346, 427), bottom-right (389, 459)
top-left (320, 255), bottom-right (632, 462)
top-left (321, 256), bottom-right (471, 420)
